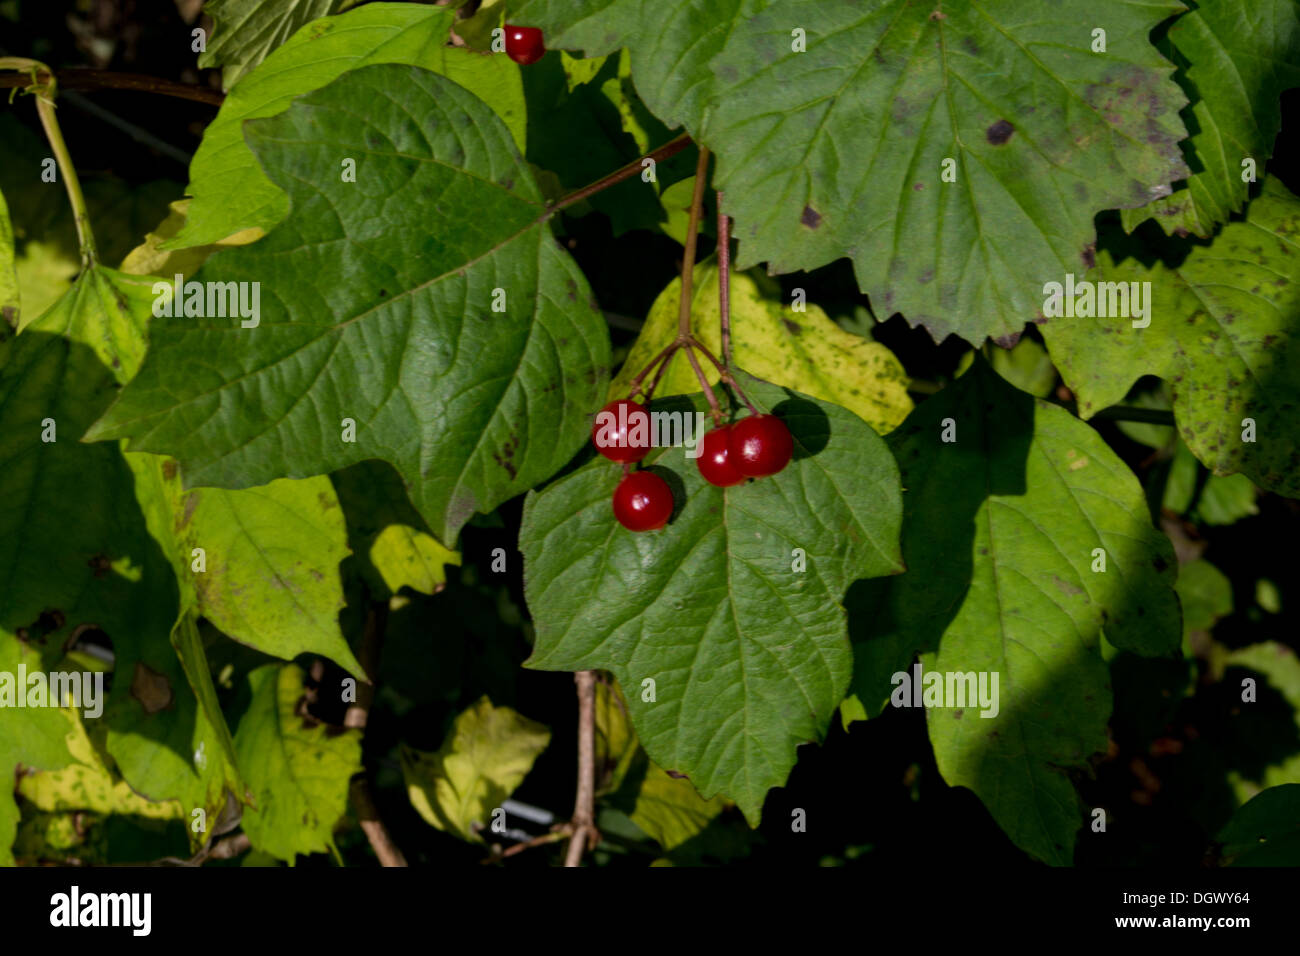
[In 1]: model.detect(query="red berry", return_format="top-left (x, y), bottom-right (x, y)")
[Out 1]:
top-left (591, 398), bottom-right (651, 463)
top-left (728, 414), bottom-right (793, 478)
top-left (504, 25), bottom-right (545, 65)
top-left (613, 471), bottom-right (673, 531)
top-left (696, 425), bottom-right (746, 487)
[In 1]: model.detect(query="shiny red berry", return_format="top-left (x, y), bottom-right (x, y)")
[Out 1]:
top-left (728, 414), bottom-right (793, 478)
top-left (591, 398), bottom-right (651, 463)
top-left (613, 471), bottom-right (673, 531)
top-left (696, 425), bottom-right (745, 487)
top-left (504, 25), bottom-right (545, 65)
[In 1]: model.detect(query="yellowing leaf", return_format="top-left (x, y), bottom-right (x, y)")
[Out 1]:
top-left (611, 262), bottom-right (911, 434)
top-left (18, 709), bottom-right (184, 820)
top-left (119, 199), bottom-right (263, 280)
top-left (401, 696), bottom-right (550, 842)
top-left (369, 524), bottom-right (460, 597)
top-left (630, 765), bottom-right (728, 852)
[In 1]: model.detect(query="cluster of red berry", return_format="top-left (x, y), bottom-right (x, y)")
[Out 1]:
top-left (592, 398), bottom-right (793, 532)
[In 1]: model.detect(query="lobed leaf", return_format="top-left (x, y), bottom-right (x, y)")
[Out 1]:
top-left (520, 374), bottom-right (903, 822)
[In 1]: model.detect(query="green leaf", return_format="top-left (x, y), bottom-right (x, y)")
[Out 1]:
top-left (610, 261), bottom-right (912, 434)
top-left (6, 267), bottom-right (247, 842)
top-left (521, 48), bottom-right (671, 236)
top-left (847, 359), bottom-right (1180, 865)
top-left (1163, 440), bottom-right (1259, 526)
top-left (173, 3), bottom-right (526, 250)
top-left (0, 188), bottom-right (17, 327)
top-left (233, 663), bottom-right (362, 862)
top-left (1176, 559), bottom-right (1233, 634)
top-left (0, 269), bottom-right (176, 675)
top-left (520, 374), bottom-right (903, 822)
top-left (401, 696), bottom-right (550, 842)
top-left (0, 637), bottom-right (75, 866)
top-left (1122, 0), bottom-right (1300, 236)
top-left (1224, 642), bottom-right (1300, 799)
top-left (957, 337), bottom-right (1058, 400)
top-left (18, 708), bottom-right (184, 820)
top-left (1042, 177), bottom-right (1300, 496)
top-left (198, 0), bottom-right (347, 90)
top-left (1218, 784), bottom-right (1300, 866)
top-left (513, 0), bottom-right (752, 134)
top-left (629, 762), bottom-right (727, 851)
top-left (178, 478), bottom-right (364, 677)
top-left (120, 202), bottom-right (363, 675)
top-left (88, 64), bottom-right (611, 545)
top-left (699, 0), bottom-right (1189, 343)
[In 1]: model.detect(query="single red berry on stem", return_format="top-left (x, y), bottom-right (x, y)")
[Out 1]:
top-left (728, 414), bottom-right (793, 478)
top-left (696, 425), bottom-right (746, 487)
top-left (591, 398), bottom-right (651, 463)
top-left (504, 25), bottom-right (545, 64)
top-left (613, 471), bottom-right (673, 531)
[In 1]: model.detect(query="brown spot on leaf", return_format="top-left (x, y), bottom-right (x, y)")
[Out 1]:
top-left (666, 770), bottom-right (689, 780)
top-left (986, 119), bottom-right (1014, 145)
top-left (131, 662), bottom-right (174, 714)
top-left (1081, 243), bottom-right (1096, 269)
top-left (783, 319), bottom-right (802, 335)
top-left (162, 459), bottom-right (178, 481)
top-left (800, 205), bottom-right (822, 228)
top-left (87, 554), bottom-right (112, 579)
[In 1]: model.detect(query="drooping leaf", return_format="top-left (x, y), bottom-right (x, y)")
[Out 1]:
top-left (610, 261), bottom-right (912, 434)
top-left (520, 374), bottom-right (903, 822)
top-left (1217, 783), bottom-right (1300, 866)
top-left (173, 3), bottom-right (526, 250)
top-left (198, 0), bottom-right (347, 90)
top-left (1042, 177), bottom-right (1300, 497)
top-left (401, 696), bottom-right (550, 842)
top-left (233, 663), bottom-right (362, 862)
top-left (88, 64), bottom-right (611, 545)
top-left (846, 359), bottom-right (1180, 865)
top-left (1122, 0), bottom-right (1300, 236)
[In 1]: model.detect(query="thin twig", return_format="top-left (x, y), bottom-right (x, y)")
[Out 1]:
top-left (717, 191), bottom-right (733, 369)
top-left (345, 599), bottom-right (408, 867)
top-left (0, 67), bottom-right (222, 105)
top-left (677, 147), bottom-right (711, 338)
top-left (564, 670), bottom-right (599, 867)
top-left (550, 133), bottom-right (692, 214)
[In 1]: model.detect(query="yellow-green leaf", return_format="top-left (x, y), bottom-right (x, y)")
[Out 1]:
top-left (611, 262), bottom-right (911, 434)
top-left (401, 696), bottom-right (550, 842)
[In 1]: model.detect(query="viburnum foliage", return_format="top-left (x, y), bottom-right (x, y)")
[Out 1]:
top-left (0, 0), bottom-right (1298, 868)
